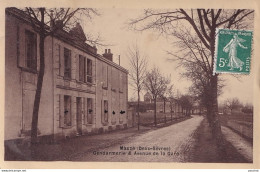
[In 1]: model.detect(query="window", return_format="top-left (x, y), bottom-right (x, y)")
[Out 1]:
top-left (86, 98), bottom-right (93, 124)
top-left (103, 100), bottom-right (108, 122)
top-left (64, 95), bottom-right (72, 126)
top-left (102, 64), bottom-right (108, 88)
top-left (87, 58), bottom-right (92, 83)
top-left (64, 48), bottom-right (71, 79)
top-left (111, 68), bottom-right (118, 91)
top-left (79, 55), bottom-right (86, 82)
top-left (119, 73), bottom-right (124, 92)
top-left (25, 30), bottom-right (37, 70)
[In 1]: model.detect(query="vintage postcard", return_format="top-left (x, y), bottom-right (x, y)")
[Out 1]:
top-left (0, 0), bottom-right (260, 169)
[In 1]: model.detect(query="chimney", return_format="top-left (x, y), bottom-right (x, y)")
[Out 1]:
top-left (103, 49), bottom-right (113, 61)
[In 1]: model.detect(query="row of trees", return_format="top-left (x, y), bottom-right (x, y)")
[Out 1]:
top-left (128, 44), bottom-right (195, 129)
top-left (127, 44), bottom-right (172, 129)
top-left (128, 9), bottom-right (254, 150)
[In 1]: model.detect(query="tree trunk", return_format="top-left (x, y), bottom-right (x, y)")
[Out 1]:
top-left (154, 98), bottom-right (157, 126)
top-left (210, 75), bottom-right (221, 136)
top-left (137, 91), bottom-right (140, 130)
top-left (170, 103), bottom-right (173, 121)
top-left (209, 25), bottom-right (225, 151)
top-left (163, 99), bottom-right (166, 113)
top-left (209, 74), bottom-right (226, 159)
top-left (31, 33), bottom-right (45, 144)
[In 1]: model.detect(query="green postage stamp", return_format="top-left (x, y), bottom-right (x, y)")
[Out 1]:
top-left (214, 28), bottom-right (253, 74)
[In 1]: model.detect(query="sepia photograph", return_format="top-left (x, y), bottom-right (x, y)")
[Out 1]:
top-left (3, 3), bottom-right (257, 166)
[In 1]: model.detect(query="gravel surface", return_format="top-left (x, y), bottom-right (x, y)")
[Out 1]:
top-left (71, 115), bottom-right (203, 162)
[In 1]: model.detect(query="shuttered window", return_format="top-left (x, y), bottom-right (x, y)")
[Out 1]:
top-left (79, 55), bottom-right (86, 82)
top-left (64, 48), bottom-right (71, 79)
top-left (85, 98), bottom-right (93, 124)
top-left (64, 95), bottom-right (72, 126)
top-left (103, 100), bottom-right (108, 122)
top-left (25, 30), bottom-right (37, 70)
top-left (102, 64), bottom-right (108, 88)
top-left (87, 58), bottom-right (92, 83)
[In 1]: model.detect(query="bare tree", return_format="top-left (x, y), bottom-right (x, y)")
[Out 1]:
top-left (127, 44), bottom-right (148, 130)
top-left (159, 82), bottom-right (172, 114)
top-left (164, 84), bottom-right (175, 120)
top-left (144, 67), bottom-right (170, 126)
top-left (129, 9), bottom-right (254, 144)
top-left (183, 53), bottom-right (224, 124)
top-left (178, 95), bottom-right (193, 116)
top-left (242, 103), bottom-right (253, 114)
top-left (21, 7), bottom-right (100, 144)
top-left (224, 98), bottom-right (242, 114)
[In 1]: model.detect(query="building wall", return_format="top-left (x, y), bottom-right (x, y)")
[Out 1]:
top-left (5, 13), bottom-right (54, 140)
top-left (52, 38), bottom-right (98, 138)
top-left (51, 43), bottom-right (128, 138)
top-left (95, 57), bottom-right (128, 131)
top-left (5, 9), bottom-right (128, 141)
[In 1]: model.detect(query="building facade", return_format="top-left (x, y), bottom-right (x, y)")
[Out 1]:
top-left (5, 8), bottom-right (128, 142)
top-left (143, 92), bottom-right (183, 114)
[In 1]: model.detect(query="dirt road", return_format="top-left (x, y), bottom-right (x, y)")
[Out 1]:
top-left (71, 115), bottom-right (203, 162)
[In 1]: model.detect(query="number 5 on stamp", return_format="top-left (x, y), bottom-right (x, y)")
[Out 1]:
top-left (214, 28), bottom-right (253, 74)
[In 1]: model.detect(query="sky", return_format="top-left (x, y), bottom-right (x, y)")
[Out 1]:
top-left (81, 8), bottom-right (254, 105)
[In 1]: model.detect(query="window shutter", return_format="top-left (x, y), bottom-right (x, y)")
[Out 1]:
top-left (90, 98), bottom-right (93, 124)
top-left (85, 57), bottom-right (88, 83)
top-left (54, 44), bottom-right (61, 75)
top-left (111, 95), bottom-right (116, 124)
top-left (84, 57), bottom-right (86, 82)
top-left (84, 97), bottom-right (88, 124)
top-left (101, 100), bottom-right (103, 123)
top-left (102, 64), bottom-right (108, 87)
top-left (71, 96), bottom-right (76, 126)
top-left (87, 59), bottom-right (93, 83)
top-left (17, 25), bottom-right (24, 68)
top-left (112, 68), bottom-right (115, 89)
top-left (57, 44), bottom-right (61, 75)
top-left (60, 47), bottom-right (64, 76)
top-left (89, 59), bottom-right (92, 76)
top-left (81, 98), bottom-right (85, 125)
top-left (68, 51), bottom-right (72, 78)
top-left (75, 54), bottom-right (79, 81)
top-left (59, 94), bottom-right (64, 127)
top-left (92, 58), bottom-right (96, 84)
top-left (87, 98), bottom-right (94, 124)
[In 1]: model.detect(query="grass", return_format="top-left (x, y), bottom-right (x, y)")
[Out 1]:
top-left (220, 113), bottom-right (253, 126)
top-left (219, 112), bottom-right (253, 142)
top-left (190, 118), bottom-right (249, 163)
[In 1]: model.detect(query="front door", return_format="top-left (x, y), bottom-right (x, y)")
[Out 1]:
top-left (76, 97), bottom-right (82, 135)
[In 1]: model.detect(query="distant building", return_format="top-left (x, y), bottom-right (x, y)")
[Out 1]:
top-left (144, 92), bottom-right (152, 103)
top-left (5, 8), bottom-right (128, 142)
top-left (143, 92), bottom-right (183, 114)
